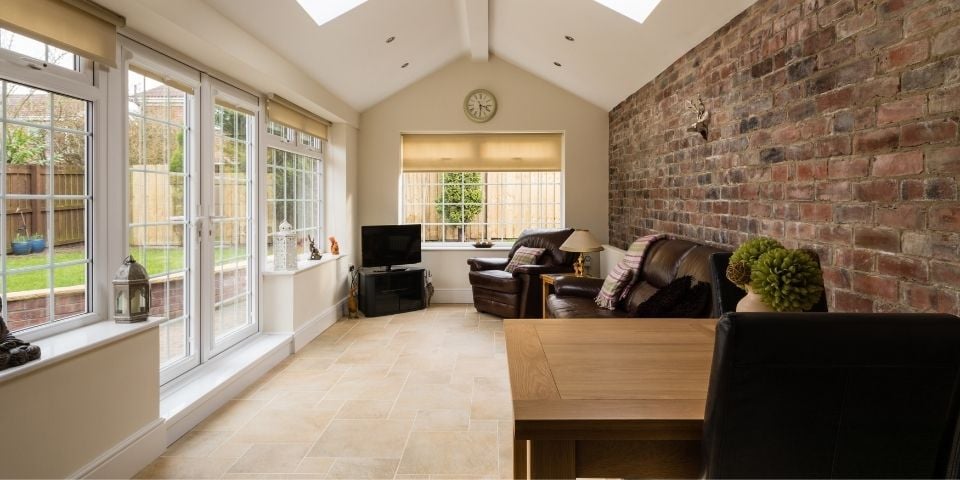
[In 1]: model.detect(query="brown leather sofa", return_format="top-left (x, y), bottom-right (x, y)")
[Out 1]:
top-left (546, 237), bottom-right (727, 318)
top-left (468, 228), bottom-right (576, 318)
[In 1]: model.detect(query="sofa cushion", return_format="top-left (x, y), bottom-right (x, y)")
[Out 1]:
top-left (468, 270), bottom-right (520, 293)
top-left (641, 239), bottom-right (701, 288)
top-left (621, 281), bottom-right (660, 314)
top-left (504, 246), bottom-right (545, 273)
top-left (634, 276), bottom-right (711, 318)
top-left (547, 295), bottom-right (631, 319)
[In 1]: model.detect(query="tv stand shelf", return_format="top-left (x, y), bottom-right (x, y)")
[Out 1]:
top-left (359, 267), bottom-right (425, 317)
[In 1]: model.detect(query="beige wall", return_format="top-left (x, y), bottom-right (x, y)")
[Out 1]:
top-left (0, 329), bottom-right (159, 478)
top-left (359, 55), bottom-right (609, 296)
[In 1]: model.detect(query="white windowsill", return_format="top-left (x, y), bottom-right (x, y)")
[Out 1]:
top-left (262, 253), bottom-right (343, 276)
top-left (0, 317), bottom-right (162, 384)
top-left (422, 245), bottom-right (512, 252)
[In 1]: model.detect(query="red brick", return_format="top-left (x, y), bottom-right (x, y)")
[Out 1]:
top-left (930, 204), bottom-right (960, 232)
top-left (772, 124), bottom-right (802, 144)
top-left (903, 284), bottom-right (940, 311)
top-left (822, 266), bottom-right (851, 289)
top-left (819, 224), bottom-right (852, 243)
top-left (792, 221), bottom-right (818, 240)
top-left (787, 183), bottom-right (816, 200)
top-left (877, 204), bottom-right (925, 229)
top-left (772, 164), bottom-right (791, 182)
top-left (818, 180), bottom-right (853, 201)
top-left (931, 261), bottom-right (960, 285)
top-left (926, 146), bottom-right (960, 174)
top-left (878, 255), bottom-right (928, 281)
top-left (837, 8), bottom-right (877, 38)
top-left (900, 179), bottom-right (925, 200)
top-left (804, 26), bottom-right (837, 56)
top-left (930, 85), bottom-right (960, 115)
top-left (904, 0), bottom-right (960, 37)
top-left (851, 272), bottom-right (899, 301)
top-left (872, 150), bottom-right (924, 177)
top-left (836, 204), bottom-right (873, 224)
top-left (854, 76), bottom-right (900, 104)
top-left (818, 0), bottom-right (855, 26)
top-left (877, 96), bottom-right (926, 125)
top-left (816, 86), bottom-right (855, 113)
top-left (855, 179), bottom-right (899, 202)
top-left (858, 22), bottom-right (903, 52)
top-left (801, 203), bottom-right (833, 222)
top-left (933, 25), bottom-right (960, 56)
top-left (816, 135), bottom-right (852, 158)
top-left (853, 127), bottom-right (900, 153)
top-left (880, 39), bottom-right (930, 72)
top-left (828, 156), bottom-right (868, 177)
top-left (854, 227), bottom-right (900, 252)
top-left (796, 160), bottom-right (829, 180)
top-left (901, 120), bottom-right (958, 147)
top-left (834, 290), bottom-right (875, 312)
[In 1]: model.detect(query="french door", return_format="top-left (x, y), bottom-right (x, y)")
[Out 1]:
top-left (124, 42), bottom-right (257, 384)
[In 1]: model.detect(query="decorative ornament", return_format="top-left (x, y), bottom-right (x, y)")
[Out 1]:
top-left (686, 95), bottom-right (710, 140)
top-left (308, 235), bottom-right (323, 260)
top-left (725, 260), bottom-right (752, 288)
top-left (274, 221), bottom-right (298, 271)
top-left (750, 248), bottom-right (825, 312)
top-left (347, 266), bottom-right (359, 318)
top-left (0, 302), bottom-right (41, 371)
top-left (329, 236), bottom-right (340, 255)
top-left (113, 255), bottom-right (151, 323)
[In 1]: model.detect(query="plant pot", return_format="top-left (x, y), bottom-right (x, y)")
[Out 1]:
top-left (30, 238), bottom-right (46, 253)
top-left (11, 241), bottom-right (31, 255)
top-left (737, 286), bottom-right (775, 313)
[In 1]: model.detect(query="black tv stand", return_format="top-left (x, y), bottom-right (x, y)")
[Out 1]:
top-left (383, 266), bottom-right (406, 272)
top-left (359, 267), bottom-right (425, 317)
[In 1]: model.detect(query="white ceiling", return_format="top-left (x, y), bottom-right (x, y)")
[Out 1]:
top-left (203, 0), bottom-right (757, 112)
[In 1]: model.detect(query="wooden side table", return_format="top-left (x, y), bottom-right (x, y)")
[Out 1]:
top-left (540, 273), bottom-right (573, 319)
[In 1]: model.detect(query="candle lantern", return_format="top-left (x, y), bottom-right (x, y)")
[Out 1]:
top-left (113, 255), bottom-right (150, 323)
top-left (275, 220), bottom-right (298, 271)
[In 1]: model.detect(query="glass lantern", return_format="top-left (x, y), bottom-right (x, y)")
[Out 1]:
top-left (274, 220), bottom-right (298, 271)
top-left (113, 255), bottom-right (151, 323)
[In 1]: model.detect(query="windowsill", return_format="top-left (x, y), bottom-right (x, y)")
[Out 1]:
top-left (262, 253), bottom-right (343, 276)
top-left (0, 317), bottom-right (162, 384)
top-left (422, 245), bottom-right (512, 252)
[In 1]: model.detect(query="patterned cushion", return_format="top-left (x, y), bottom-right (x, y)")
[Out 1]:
top-left (595, 234), bottom-right (667, 309)
top-left (504, 246), bottom-right (546, 273)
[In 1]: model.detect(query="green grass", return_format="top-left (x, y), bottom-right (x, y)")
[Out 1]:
top-left (6, 246), bottom-right (246, 292)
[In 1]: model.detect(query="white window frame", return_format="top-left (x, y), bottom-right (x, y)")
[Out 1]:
top-left (263, 121), bottom-right (324, 265)
top-left (0, 28), bottom-right (94, 85)
top-left (0, 35), bottom-right (106, 343)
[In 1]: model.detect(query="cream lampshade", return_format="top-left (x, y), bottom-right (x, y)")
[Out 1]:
top-left (560, 229), bottom-right (604, 277)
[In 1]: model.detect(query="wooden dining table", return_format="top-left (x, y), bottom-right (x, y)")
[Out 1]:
top-left (504, 317), bottom-right (717, 479)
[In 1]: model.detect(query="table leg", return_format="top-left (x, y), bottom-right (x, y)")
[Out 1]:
top-left (541, 281), bottom-right (549, 319)
top-left (513, 439), bottom-right (527, 480)
top-left (529, 439), bottom-right (575, 479)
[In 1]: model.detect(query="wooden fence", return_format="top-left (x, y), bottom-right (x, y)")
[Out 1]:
top-left (5, 165), bottom-right (85, 252)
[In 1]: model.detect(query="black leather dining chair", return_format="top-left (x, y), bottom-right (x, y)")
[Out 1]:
top-left (708, 252), bottom-right (828, 315)
top-left (703, 312), bottom-right (960, 478)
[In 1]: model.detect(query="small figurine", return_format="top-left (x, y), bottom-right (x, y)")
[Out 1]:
top-left (329, 236), bottom-right (340, 255)
top-left (0, 301), bottom-right (41, 371)
top-left (308, 235), bottom-right (323, 260)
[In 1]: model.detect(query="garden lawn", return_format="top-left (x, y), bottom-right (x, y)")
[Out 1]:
top-left (5, 246), bottom-right (245, 292)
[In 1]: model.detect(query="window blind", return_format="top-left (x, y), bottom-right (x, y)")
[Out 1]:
top-left (0, 0), bottom-right (124, 67)
top-left (266, 96), bottom-right (329, 140)
top-left (401, 133), bottom-right (563, 172)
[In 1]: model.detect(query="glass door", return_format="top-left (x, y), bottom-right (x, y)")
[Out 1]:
top-left (202, 77), bottom-right (257, 359)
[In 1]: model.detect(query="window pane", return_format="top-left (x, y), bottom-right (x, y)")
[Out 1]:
top-left (0, 29), bottom-right (79, 71)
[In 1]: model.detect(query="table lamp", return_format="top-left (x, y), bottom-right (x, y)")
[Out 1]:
top-left (560, 229), bottom-right (604, 277)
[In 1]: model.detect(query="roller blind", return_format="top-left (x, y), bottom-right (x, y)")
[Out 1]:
top-left (267, 96), bottom-right (329, 140)
top-left (402, 133), bottom-right (563, 172)
top-left (0, 0), bottom-right (124, 68)
top-left (129, 65), bottom-right (195, 94)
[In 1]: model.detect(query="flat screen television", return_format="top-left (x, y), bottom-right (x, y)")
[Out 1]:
top-left (361, 224), bottom-right (422, 270)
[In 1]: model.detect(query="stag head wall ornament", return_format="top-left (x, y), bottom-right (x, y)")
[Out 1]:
top-left (686, 96), bottom-right (710, 140)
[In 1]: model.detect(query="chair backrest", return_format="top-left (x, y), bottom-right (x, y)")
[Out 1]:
top-left (703, 312), bottom-right (960, 479)
top-left (508, 228), bottom-right (576, 267)
top-left (708, 251), bottom-right (829, 315)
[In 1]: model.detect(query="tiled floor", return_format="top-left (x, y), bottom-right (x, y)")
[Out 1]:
top-left (136, 305), bottom-right (514, 479)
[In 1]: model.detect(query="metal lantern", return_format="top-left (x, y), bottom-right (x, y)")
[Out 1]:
top-left (275, 220), bottom-right (298, 271)
top-left (113, 255), bottom-right (150, 323)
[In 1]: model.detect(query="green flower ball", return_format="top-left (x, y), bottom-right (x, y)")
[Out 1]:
top-left (730, 237), bottom-right (785, 269)
top-left (750, 249), bottom-right (825, 312)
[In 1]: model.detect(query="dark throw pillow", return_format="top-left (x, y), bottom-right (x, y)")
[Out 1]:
top-left (633, 276), bottom-right (711, 318)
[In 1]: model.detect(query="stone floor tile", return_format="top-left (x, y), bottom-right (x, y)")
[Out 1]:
top-left (307, 419), bottom-right (412, 458)
top-left (396, 431), bottom-right (498, 476)
top-left (227, 443), bottom-right (311, 474)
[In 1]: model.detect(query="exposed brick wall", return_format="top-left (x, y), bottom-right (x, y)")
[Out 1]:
top-left (609, 0), bottom-right (960, 313)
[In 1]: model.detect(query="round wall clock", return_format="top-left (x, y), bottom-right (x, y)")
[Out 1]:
top-left (464, 89), bottom-right (497, 123)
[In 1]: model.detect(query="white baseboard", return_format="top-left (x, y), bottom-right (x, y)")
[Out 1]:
top-left (431, 288), bottom-right (473, 304)
top-left (162, 334), bottom-right (291, 446)
top-left (73, 417), bottom-right (165, 479)
top-left (293, 297), bottom-right (346, 351)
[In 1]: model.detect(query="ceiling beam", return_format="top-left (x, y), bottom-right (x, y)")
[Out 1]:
top-left (461, 0), bottom-right (489, 61)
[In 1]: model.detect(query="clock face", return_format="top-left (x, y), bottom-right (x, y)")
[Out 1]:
top-left (464, 89), bottom-right (497, 123)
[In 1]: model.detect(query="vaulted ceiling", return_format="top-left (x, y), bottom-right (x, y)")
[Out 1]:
top-left (202, 0), bottom-right (756, 112)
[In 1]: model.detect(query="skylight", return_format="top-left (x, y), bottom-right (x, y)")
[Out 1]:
top-left (295, 0), bottom-right (367, 27)
top-left (593, 0), bottom-right (662, 23)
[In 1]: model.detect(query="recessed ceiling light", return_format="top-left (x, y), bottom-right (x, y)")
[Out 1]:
top-left (401, 62), bottom-right (410, 68)
top-left (295, 0), bottom-right (367, 27)
top-left (593, 0), bottom-right (662, 23)
top-left (386, 36), bottom-right (395, 43)
top-left (564, 35), bottom-right (575, 42)
top-left (553, 61), bottom-right (562, 67)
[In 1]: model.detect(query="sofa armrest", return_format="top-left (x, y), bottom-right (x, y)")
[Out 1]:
top-left (467, 257), bottom-right (509, 271)
top-left (554, 276), bottom-right (604, 298)
top-left (511, 264), bottom-right (574, 275)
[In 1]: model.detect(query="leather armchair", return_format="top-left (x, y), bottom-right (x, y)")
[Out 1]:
top-left (468, 228), bottom-right (575, 318)
top-left (703, 312), bottom-right (960, 478)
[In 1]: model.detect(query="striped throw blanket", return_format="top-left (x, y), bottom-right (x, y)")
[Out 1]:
top-left (595, 234), bottom-right (667, 309)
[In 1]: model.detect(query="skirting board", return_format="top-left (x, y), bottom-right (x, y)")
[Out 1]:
top-left (293, 297), bottom-right (347, 352)
top-left (431, 288), bottom-right (473, 304)
top-left (72, 417), bottom-right (165, 479)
